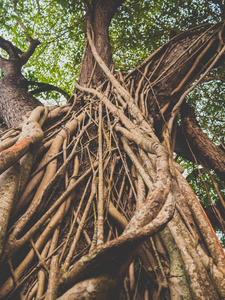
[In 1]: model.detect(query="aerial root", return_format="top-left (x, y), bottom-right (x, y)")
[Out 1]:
top-left (1, 37), bottom-right (225, 297)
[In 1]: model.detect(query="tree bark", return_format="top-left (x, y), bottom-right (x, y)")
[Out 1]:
top-left (126, 23), bottom-right (223, 123)
top-left (181, 103), bottom-right (225, 181)
top-left (78, 0), bottom-right (125, 86)
top-left (0, 74), bottom-right (42, 128)
top-left (0, 37), bottom-right (42, 128)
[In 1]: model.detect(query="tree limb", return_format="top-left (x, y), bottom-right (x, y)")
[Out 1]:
top-left (0, 35), bottom-right (40, 68)
top-left (181, 103), bottom-right (225, 181)
top-left (0, 36), bottom-right (22, 59)
top-left (28, 81), bottom-right (70, 99)
top-left (20, 39), bottom-right (40, 65)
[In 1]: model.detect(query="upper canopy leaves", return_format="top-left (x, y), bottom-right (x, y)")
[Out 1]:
top-left (0, 0), bottom-right (224, 97)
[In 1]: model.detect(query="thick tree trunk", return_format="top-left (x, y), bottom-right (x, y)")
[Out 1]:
top-left (124, 22), bottom-right (225, 178)
top-left (0, 37), bottom-right (42, 128)
top-left (78, 0), bottom-right (125, 86)
top-left (0, 74), bottom-right (42, 128)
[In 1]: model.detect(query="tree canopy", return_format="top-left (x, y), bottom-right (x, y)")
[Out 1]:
top-left (1, 0), bottom-right (224, 94)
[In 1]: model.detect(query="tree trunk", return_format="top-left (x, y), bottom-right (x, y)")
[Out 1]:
top-left (78, 0), bottom-right (125, 86)
top-left (0, 74), bottom-right (42, 128)
top-left (0, 37), bottom-right (42, 128)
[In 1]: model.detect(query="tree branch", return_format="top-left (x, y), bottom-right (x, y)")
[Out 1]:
top-left (28, 81), bottom-right (70, 99)
top-left (0, 36), bottom-right (22, 59)
top-left (0, 35), bottom-right (40, 67)
top-left (20, 39), bottom-right (40, 65)
top-left (181, 103), bottom-right (225, 181)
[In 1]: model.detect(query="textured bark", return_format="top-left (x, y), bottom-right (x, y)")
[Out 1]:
top-left (0, 164), bottom-right (20, 258)
top-left (57, 274), bottom-right (119, 300)
top-left (181, 103), bottom-right (225, 181)
top-left (0, 74), bottom-right (42, 128)
top-left (126, 23), bottom-right (224, 124)
top-left (78, 0), bottom-right (125, 86)
top-left (0, 37), bottom-right (42, 128)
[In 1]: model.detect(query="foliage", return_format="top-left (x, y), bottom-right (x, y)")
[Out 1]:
top-left (111, 0), bottom-right (223, 71)
top-left (0, 0), bottom-right (223, 92)
top-left (0, 0), bottom-right (85, 102)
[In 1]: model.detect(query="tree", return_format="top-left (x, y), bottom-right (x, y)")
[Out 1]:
top-left (0, 0), bottom-right (225, 299)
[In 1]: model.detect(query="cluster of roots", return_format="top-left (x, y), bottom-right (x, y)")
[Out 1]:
top-left (0, 23), bottom-right (225, 300)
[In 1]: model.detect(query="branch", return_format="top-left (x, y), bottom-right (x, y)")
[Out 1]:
top-left (5, 4), bottom-right (41, 66)
top-left (0, 36), bottom-right (22, 59)
top-left (28, 81), bottom-right (70, 100)
top-left (20, 39), bottom-right (40, 65)
top-left (167, 42), bottom-right (225, 135)
top-left (181, 103), bottom-right (225, 181)
top-left (0, 35), bottom-right (39, 69)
